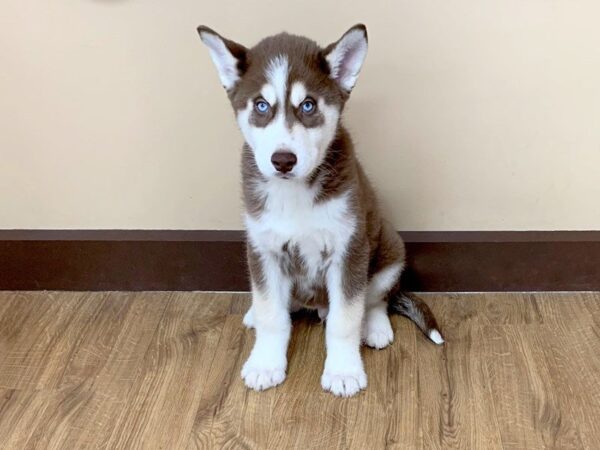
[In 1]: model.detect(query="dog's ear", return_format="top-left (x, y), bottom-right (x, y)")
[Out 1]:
top-left (197, 26), bottom-right (248, 91)
top-left (323, 24), bottom-right (368, 93)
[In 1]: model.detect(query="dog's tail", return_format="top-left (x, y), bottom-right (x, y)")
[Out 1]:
top-left (388, 291), bottom-right (445, 345)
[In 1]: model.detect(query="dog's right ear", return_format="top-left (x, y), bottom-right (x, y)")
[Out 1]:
top-left (197, 26), bottom-right (248, 91)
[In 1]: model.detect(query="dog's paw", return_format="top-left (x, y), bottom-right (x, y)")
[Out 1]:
top-left (321, 369), bottom-right (367, 397)
top-left (365, 329), bottom-right (394, 349)
top-left (241, 362), bottom-right (286, 391)
top-left (242, 307), bottom-right (255, 329)
top-left (363, 312), bottom-right (393, 349)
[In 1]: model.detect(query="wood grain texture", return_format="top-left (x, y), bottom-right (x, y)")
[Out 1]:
top-left (0, 292), bottom-right (599, 449)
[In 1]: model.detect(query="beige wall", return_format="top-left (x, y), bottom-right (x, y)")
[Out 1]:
top-left (1, 1), bottom-right (599, 231)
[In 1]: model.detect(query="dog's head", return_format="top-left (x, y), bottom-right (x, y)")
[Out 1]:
top-left (197, 25), bottom-right (368, 180)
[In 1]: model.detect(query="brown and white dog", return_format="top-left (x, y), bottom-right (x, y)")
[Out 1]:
top-left (197, 24), bottom-right (444, 397)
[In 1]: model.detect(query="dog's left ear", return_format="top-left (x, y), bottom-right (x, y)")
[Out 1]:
top-left (323, 24), bottom-right (368, 93)
top-left (197, 25), bottom-right (248, 91)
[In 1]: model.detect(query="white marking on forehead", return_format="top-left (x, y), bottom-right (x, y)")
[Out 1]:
top-left (290, 82), bottom-right (307, 107)
top-left (260, 84), bottom-right (276, 105)
top-left (265, 55), bottom-right (289, 106)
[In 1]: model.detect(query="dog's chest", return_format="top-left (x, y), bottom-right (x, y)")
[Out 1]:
top-left (246, 181), bottom-right (356, 280)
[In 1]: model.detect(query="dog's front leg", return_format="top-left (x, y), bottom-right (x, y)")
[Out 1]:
top-left (241, 255), bottom-right (292, 391)
top-left (321, 262), bottom-right (367, 397)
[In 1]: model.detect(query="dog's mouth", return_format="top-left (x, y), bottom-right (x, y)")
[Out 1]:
top-left (275, 173), bottom-right (295, 180)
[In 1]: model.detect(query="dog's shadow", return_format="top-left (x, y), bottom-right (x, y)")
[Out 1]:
top-left (290, 308), bottom-right (322, 325)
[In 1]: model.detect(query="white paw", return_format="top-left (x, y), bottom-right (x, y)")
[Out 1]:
top-left (241, 360), bottom-right (286, 391)
top-left (242, 307), bottom-right (254, 329)
top-left (365, 329), bottom-right (394, 349)
top-left (363, 311), bottom-right (394, 349)
top-left (321, 350), bottom-right (367, 397)
top-left (321, 368), bottom-right (367, 397)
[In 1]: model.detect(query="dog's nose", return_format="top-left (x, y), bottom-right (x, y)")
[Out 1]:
top-left (271, 151), bottom-right (297, 174)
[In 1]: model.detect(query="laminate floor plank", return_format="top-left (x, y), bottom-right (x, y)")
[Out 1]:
top-left (0, 291), bottom-right (598, 449)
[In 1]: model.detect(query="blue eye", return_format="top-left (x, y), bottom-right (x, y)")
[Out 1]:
top-left (255, 100), bottom-right (270, 114)
top-left (301, 99), bottom-right (316, 114)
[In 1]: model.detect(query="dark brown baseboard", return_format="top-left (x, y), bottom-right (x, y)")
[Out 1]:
top-left (1, 230), bottom-right (600, 291)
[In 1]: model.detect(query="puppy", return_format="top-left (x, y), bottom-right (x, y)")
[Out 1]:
top-left (197, 24), bottom-right (443, 397)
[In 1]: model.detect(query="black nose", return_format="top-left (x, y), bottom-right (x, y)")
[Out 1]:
top-left (271, 151), bottom-right (297, 174)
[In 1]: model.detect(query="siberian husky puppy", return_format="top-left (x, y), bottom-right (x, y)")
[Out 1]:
top-left (197, 24), bottom-right (443, 397)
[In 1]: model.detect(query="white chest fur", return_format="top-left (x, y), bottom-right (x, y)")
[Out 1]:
top-left (245, 179), bottom-right (356, 281)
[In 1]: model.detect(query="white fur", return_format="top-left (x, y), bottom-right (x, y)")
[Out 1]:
top-left (321, 268), bottom-right (367, 397)
top-left (241, 259), bottom-right (291, 391)
top-left (266, 55), bottom-right (288, 105)
top-left (326, 28), bottom-right (368, 92)
top-left (260, 84), bottom-right (277, 106)
top-left (246, 183), bottom-right (355, 280)
top-left (199, 32), bottom-right (240, 90)
top-left (366, 263), bottom-right (402, 305)
top-left (247, 183), bottom-right (354, 255)
top-left (363, 306), bottom-right (393, 349)
top-left (362, 263), bottom-right (402, 349)
top-left (242, 306), bottom-right (254, 329)
top-left (317, 306), bottom-right (329, 321)
top-left (429, 329), bottom-right (445, 345)
top-left (290, 82), bottom-right (307, 107)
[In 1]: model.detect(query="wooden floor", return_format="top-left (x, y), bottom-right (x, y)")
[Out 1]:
top-left (0, 292), bottom-right (599, 449)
